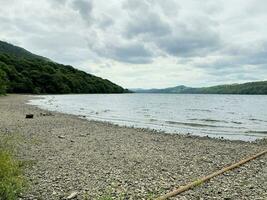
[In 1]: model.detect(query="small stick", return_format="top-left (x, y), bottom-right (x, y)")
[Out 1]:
top-left (156, 149), bottom-right (267, 200)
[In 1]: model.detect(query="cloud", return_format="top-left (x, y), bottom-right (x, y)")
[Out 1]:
top-left (124, 12), bottom-right (171, 39)
top-left (71, 0), bottom-right (93, 24)
top-left (155, 26), bottom-right (221, 57)
top-left (97, 14), bottom-right (114, 29)
top-left (197, 41), bottom-right (267, 70)
top-left (111, 43), bottom-right (153, 64)
top-left (122, 0), bottom-right (221, 58)
top-left (50, 0), bottom-right (68, 6)
top-left (88, 38), bottom-right (154, 64)
top-left (0, 0), bottom-right (267, 88)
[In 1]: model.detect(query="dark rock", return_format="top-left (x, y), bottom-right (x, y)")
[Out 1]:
top-left (26, 114), bottom-right (34, 119)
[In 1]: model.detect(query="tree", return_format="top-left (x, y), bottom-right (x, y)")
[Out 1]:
top-left (0, 68), bottom-right (7, 94)
top-left (0, 40), bottom-right (128, 94)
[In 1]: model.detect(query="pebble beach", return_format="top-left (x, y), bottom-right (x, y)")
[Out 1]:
top-left (0, 95), bottom-right (266, 200)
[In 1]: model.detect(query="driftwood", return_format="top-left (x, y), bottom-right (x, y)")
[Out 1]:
top-left (156, 149), bottom-right (267, 200)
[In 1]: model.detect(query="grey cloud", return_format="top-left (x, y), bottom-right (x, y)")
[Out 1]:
top-left (112, 43), bottom-right (153, 64)
top-left (192, 41), bottom-right (267, 85)
top-left (208, 66), bottom-right (267, 83)
top-left (148, 0), bottom-right (180, 17)
top-left (246, 0), bottom-right (267, 15)
top-left (198, 42), bottom-right (267, 71)
top-left (125, 12), bottom-right (171, 38)
top-left (201, 1), bottom-right (224, 15)
top-left (122, 0), bottom-right (221, 58)
top-left (88, 40), bottom-right (154, 64)
top-left (240, 54), bottom-right (267, 66)
top-left (156, 29), bottom-right (221, 57)
top-left (25, 30), bottom-right (89, 65)
top-left (235, 73), bottom-right (265, 81)
top-left (53, 0), bottom-right (68, 4)
top-left (1, 0), bottom-right (267, 88)
top-left (13, 18), bottom-right (48, 35)
top-left (97, 15), bottom-right (114, 29)
top-left (99, 63), bottom-right (112, 69)
top-left (238, 44), bottom-right (267, 66)
top-left (49, 0), bottom-right (68, 7)
top-left (123, 0), bottom-right (149, 11)
top-left (134, 20), bottom-right (221, 58)
top-left (71, 0), bottom-right (93, 24)
top-left (123, 0), bottom-right (171, 38)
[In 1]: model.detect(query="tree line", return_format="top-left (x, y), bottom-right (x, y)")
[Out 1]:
top-left (0, 53), bottom-right (127, 94)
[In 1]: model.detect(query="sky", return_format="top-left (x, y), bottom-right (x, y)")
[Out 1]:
top-left (0, 0), bottom-right (267, 89)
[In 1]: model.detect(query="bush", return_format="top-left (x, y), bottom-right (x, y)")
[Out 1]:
top-left (0, 69), bottom-right (7, 94)
top-left (0, 136), bottom-right (26, 200)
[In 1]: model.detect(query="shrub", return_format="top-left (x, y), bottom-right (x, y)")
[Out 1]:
top-left (0, 136), bottom-right (26, 200)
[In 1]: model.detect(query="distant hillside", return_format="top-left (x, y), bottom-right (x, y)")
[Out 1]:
top-left (0, 41), bottom-right (128, 94)
top-left (134, 81), bottom-right (267, 95)
top-left (134, 85), bottom-right (190, 93)
top-left (0, 41), bottom-right (48, 61)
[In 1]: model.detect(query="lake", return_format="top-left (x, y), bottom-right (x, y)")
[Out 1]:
top-left (28, 94), bottom-right (267, 141)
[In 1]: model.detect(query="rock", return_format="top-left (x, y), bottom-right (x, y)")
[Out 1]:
top-left (40, 112), bottom-right (54, 116)
top-left (26, 114), bottom-right (34, 119)
top-left (66, 191), bottom-right (78, 199)
top-left (79, 134), bottom-right (86, 137)
top-left (3, 95), bottom-right (267, 200)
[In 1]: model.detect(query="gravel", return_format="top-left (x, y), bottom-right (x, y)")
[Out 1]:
top-left (0, 95), bottom-right (266, 200)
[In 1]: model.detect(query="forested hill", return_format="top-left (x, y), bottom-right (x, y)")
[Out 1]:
top-left (0, 41), bottom-right (127, 94)
top-left (0, 41), bottom-right (48, 61)
top-left (134, 81), bottom-right (267, 95)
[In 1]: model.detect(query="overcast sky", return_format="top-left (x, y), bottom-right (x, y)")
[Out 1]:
top-left (1, 0), bottom-right (267, 89)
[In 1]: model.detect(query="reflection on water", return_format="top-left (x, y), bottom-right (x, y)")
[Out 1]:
top-left (28, 94), bottom-right (267, 141)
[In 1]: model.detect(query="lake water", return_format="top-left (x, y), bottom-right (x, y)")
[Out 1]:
top-left (28, 94), bottom-right (267, 141)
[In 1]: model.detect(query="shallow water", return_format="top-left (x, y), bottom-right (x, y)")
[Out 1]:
top-left (28, 94), bottom-right (267, 141)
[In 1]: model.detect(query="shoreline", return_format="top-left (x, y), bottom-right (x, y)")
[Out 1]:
top-left (27, 94), bottom-right (266, 143)
top-left (0, 95), bottom-right (266, 199)
top-left (27, 96), bottom-right (259, 145)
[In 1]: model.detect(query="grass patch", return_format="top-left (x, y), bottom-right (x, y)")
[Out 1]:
top-left (94, 188), bottom-right (126, 200)
top-left (97, 195), bottom-right (113, 200)
top-left (0, 134), bottom-right (26, 200)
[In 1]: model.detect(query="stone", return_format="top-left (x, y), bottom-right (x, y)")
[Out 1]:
top-left (26, 114), bottom-right (34, 119)
top-left (40, 112), bottom-right (54, 116)
top-left (66, 191), bottom-right (78, 199)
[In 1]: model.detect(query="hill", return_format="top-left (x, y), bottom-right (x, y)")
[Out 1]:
top-left (0, 41), bottom-right (127, 94)
top-left (0, 41), bottom-right (48, 61)
top-left (133, 81), bottom-right (267, 95)
top-left (134, 85), bottom-right (191, 93)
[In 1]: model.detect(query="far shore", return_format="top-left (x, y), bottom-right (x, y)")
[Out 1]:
top-left (0, 94), bottom-right (266, 199)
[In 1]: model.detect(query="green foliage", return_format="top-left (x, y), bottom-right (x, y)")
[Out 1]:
top-left (196, 82), bottom-right (267, 94)
top-left (0, 68), bottom-right (7, 94)
top-left (0, 151), bottom-right (25, 200)
top-left (0, 41), bottom-right (47, 61)
top-left (137, 81), bottom-right (267, 95)
top-left (97, 195), bottom-right (113, 200)
top-left (0, 41), bottom-right (127, 94)
top-left (0, 135), bottom-right (26, 200)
